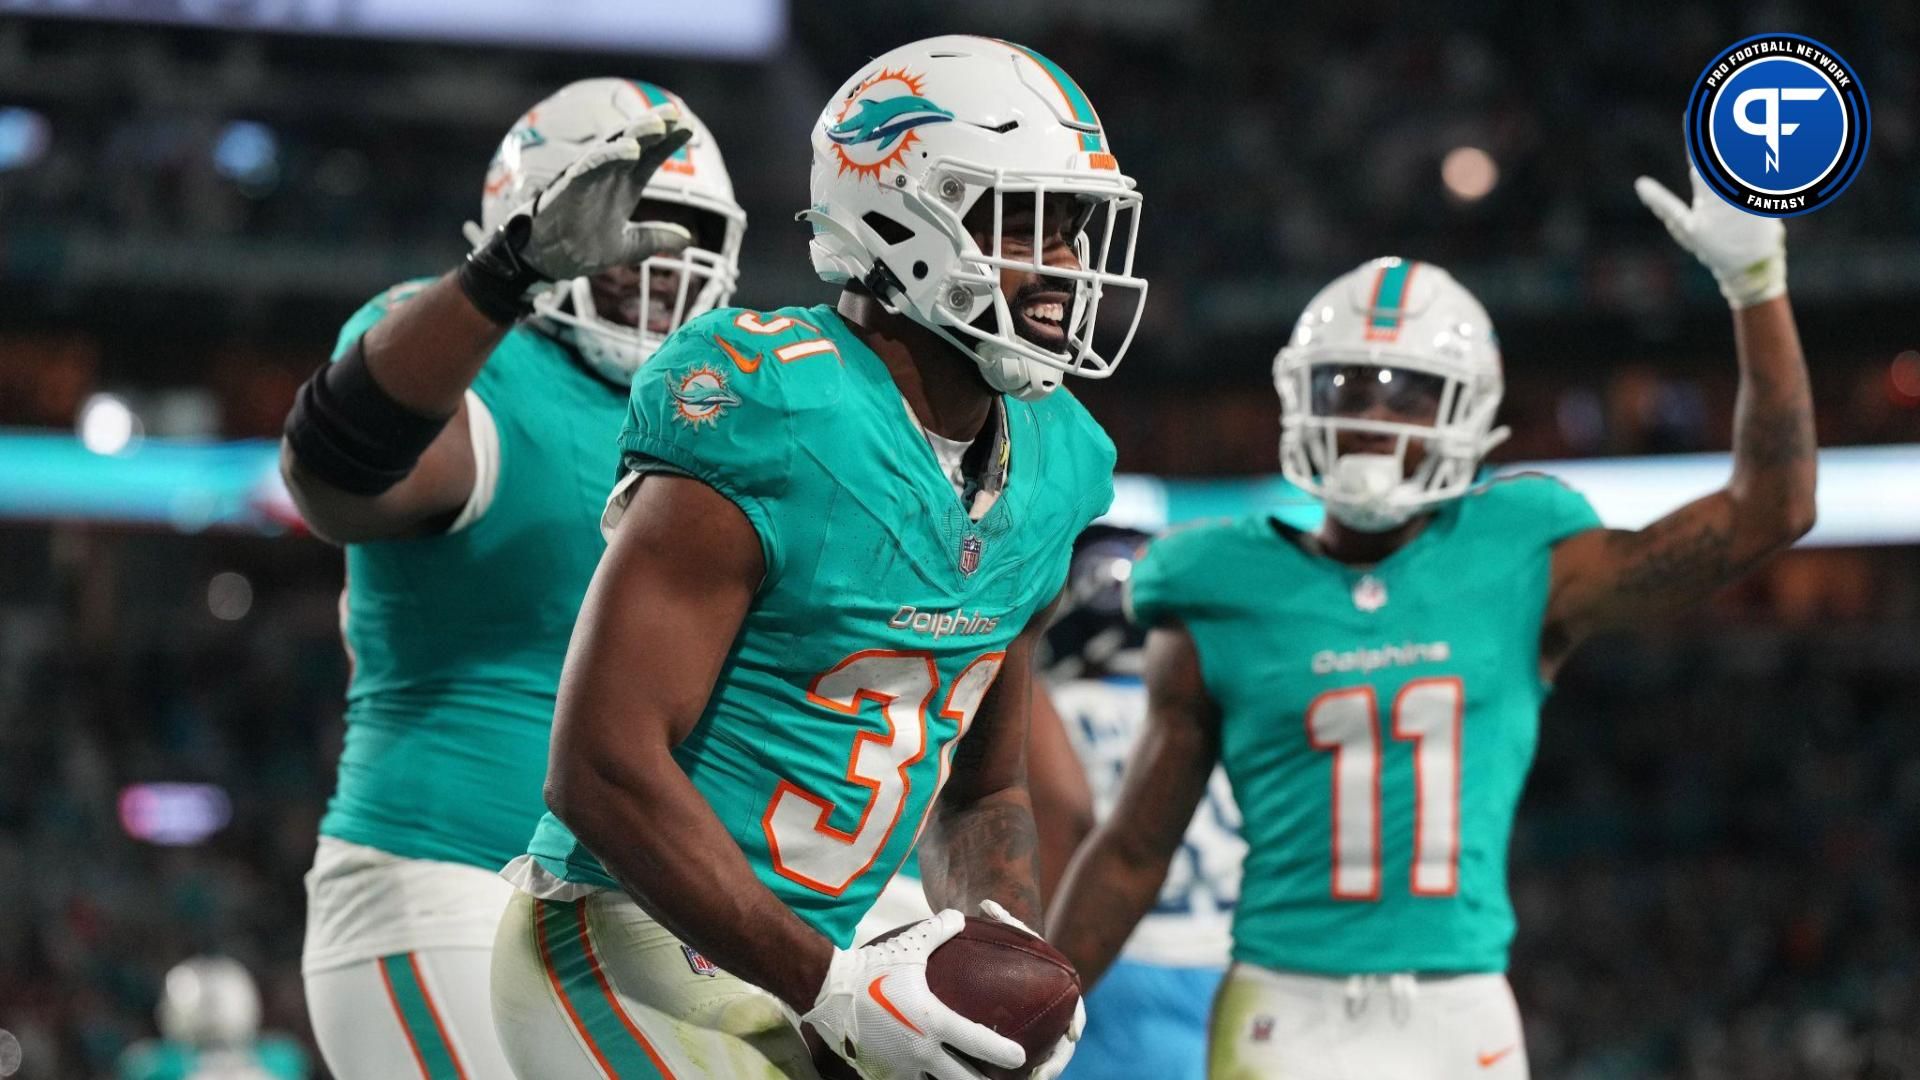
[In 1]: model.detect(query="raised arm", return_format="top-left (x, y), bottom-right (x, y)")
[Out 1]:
top-left (1543, 167), bottom-right (1815, 671)
top-left (1046, 622), bottom-right (1220, 990)
top-left (280, 276), bottom-right (506, 543)
top-left (281, 113), bottom-right (690, 543)
top-left (544, 471), bottom-right (835, 1008)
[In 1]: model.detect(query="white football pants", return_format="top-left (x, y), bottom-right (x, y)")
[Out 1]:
top-left (490, 887), bottom-right (824, 1079)
top-left (302, 838), bottom-right (518, 1079)
top-left (1208, 964), bottom-right (1529, 1080)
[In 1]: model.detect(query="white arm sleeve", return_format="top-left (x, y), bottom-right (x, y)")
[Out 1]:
top-left (446, 389), bottom-right (501, 534)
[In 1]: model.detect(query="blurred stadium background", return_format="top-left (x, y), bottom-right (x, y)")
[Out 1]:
top-left (0, 1), bottom-right (1916, 1077)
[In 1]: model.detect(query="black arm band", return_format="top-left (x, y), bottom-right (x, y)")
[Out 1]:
top-left (457, 215), bottom-right (543, 325)
top-left (284, 338), bottom-right (455, 496)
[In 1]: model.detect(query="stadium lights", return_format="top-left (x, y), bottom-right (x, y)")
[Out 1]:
top-left (0, 431), bottom-right (1916, 547)
top-left (117, 782), bottom-right (234, 846)
top-left (0, 107), bottom-right (50, 172)
top-left (1105, 444), bottom-right (1920, 549)
top-left (77, 393), bottom-right (142, 456)
top-left (207, 572), bottom-right (254, 621)
top-left (213, 121), bottom-right (281, 193)
top-left (1442, 146), bottom-right (1499, 202)
top-left (1890, 351), bottom-right (1920, 407)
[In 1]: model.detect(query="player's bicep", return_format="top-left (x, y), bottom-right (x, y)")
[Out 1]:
top-left (281, 398), bottom-right (478, 543)
top-left (1545, 489), bottom-right (1755, 652)
top-left (553, 472), bottom-right (764, 763)
top-left (1108, 622), bottom-right (1221, 864)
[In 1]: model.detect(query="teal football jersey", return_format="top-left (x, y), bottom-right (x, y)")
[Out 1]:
top-left (318, 281), bottom-right (629, 872)
top-left (1128, 476), bottom-right (1600, 974)
top-left (527, 305), bottom-right (1116, 946)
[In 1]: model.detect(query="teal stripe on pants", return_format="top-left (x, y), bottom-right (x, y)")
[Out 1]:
top-left (537, 899), bottom-right (675, 1079)
top-left (379, 953), bottom-right (467, 1079)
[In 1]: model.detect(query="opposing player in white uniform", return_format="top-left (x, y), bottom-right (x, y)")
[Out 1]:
top-left (1051, 159), bottom-right (1817, 1078)
top-left (284, 80), bottom-right (743, 1078)
top-left (1036, 526), bottom-right (1245, 1080)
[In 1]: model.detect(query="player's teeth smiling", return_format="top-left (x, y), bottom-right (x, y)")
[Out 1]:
top-left (1022, 302), bottom-right (1064, 326)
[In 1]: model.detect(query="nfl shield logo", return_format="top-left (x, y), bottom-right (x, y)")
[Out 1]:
top-left (681, 945), bottom-right (719, 977)
top-left (1251, 1016), bottom-right (1275, 1043)
top-left (959, 534), bottom-right (983, 576)
top-left (1351, 574), bottom-right (1388, 613)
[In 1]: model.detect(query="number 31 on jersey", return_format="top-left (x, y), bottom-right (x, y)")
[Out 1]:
top-left (762, 650), bottom-right (1004, 896)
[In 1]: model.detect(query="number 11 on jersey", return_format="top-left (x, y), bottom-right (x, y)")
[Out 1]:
top-left (1305, 677), bottom-right (1463, 900)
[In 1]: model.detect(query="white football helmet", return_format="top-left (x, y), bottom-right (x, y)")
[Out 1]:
top-left (156, 956), bottom-right (261, 1048)
top-left (802, 36), bottom-right (1147, 401)
top-left (1274, 258), bottom-right (1510, 531)
top-left (475, 78), bottom-right (746, 383)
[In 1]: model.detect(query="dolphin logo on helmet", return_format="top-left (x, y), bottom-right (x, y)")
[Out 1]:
top-left (827, 95), bottom-right (955, 152)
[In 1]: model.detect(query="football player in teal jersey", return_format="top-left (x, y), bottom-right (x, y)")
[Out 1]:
top-left (118, 957), bottom-right (310, 1080)
top-left (1049, 162), bottom-right (1816, 1080)
top-left (489, 35), bottom-right (1146, 1080)
top-left (280, 80), bottom-right (745, 1079)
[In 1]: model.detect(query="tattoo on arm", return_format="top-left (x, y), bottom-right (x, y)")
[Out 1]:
top-left (1605, 514), bottom-right (1734, 598)
top-left (926, 796), bottom-right (1043, 925)
top-left (1547, 298), bottom-right (1814, 658)
top-left (1737, 385), bottom-right (1816, 470)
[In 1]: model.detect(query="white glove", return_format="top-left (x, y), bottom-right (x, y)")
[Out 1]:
top-left (460, 107), bottom-right (694, 320)
top-left (1634, 165), bottom-right (1786, 309)
top-left (978, 900), bottom-right (1085, 1080)
top-left (803, 909), bottom-right (1026, 1080)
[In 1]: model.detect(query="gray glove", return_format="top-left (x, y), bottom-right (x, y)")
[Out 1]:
top-left (459, 108), bottom-right (695, 323)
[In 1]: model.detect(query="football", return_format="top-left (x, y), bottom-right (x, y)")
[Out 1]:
top-left (809, 916), bottom-right (1081, 1080)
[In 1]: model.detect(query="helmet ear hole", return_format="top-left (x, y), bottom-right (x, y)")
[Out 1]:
top-left (861, 211), bottom-right (914, 246)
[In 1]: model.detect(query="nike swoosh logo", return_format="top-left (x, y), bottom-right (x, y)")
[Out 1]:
top-left (714, 336), bottom-right (762, 374)
top-left (867, 975), bottom-right (923, 1036)
top-left (1478, 1046), bottom-right (1516, 1068)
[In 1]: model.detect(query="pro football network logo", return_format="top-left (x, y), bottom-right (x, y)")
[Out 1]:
top-left (668, 365), bottom-right (741, 427)
top-left (1685, 33), bottom-right (1869, 217)
top-left (826, 67), bottom-right (953, 182)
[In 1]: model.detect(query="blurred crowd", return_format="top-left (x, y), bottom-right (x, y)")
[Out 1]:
top-left (2, 1), bottom-right (1917, 399)
top-left (1518, 599), bottom-right (1920, 1079)
top-left (0, 528), bottom-right (343, 1079)
top-left (0, 524), bottom-right (1913, 1079)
